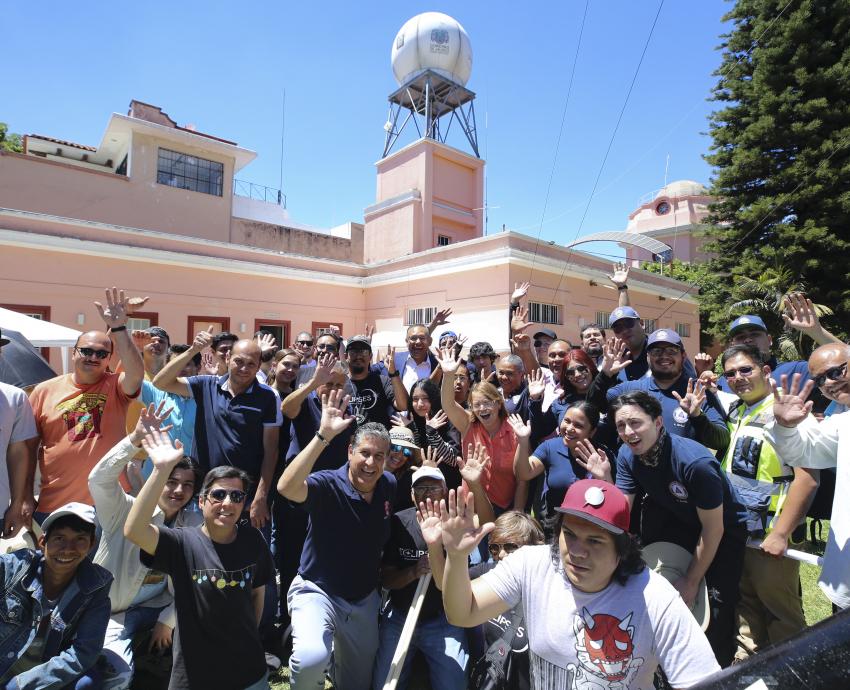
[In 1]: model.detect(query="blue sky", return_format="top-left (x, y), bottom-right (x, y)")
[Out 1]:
top-left (3, 1), bottom-right (730, 260)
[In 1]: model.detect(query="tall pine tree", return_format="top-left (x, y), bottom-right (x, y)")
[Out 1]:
top-left (705, 0), bottom-right (850, 344)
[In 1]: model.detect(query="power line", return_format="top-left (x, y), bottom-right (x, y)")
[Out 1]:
top-left (550, 0), bottom-right (665, 301)
top-left (528, 0), bottom-right (590, 284)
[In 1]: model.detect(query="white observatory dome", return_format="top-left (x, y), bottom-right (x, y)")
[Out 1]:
top-left (391, 12), bottom-right (473, 87)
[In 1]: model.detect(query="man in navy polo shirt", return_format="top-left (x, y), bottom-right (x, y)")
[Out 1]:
top-left (278, 390), bottom-right (395, 690)
top-left (153, 330), bottom-right (281, 528)
top-left (588, 329), bottom-right (729, 452)
top-left (611, 390), bottom-right (748, 667)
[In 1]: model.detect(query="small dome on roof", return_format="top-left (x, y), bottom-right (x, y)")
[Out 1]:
top-left (654, 180), bottom-right (709, 199)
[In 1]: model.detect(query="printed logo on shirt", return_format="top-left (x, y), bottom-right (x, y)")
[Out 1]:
top-left (192, 565), bottom-right (254, 590)
top-left (351, 388), bottom-right (378, 425)
top-left (565, 607), bottom-right (644, 687)
top-left (399, 547), bottom-right (426, 560)
top-left (668, 481), bottom-right (689, 501)
top-left (672, 407), bottom-right (689, 425)
top-left (56, 392), bottom-right (108, 442)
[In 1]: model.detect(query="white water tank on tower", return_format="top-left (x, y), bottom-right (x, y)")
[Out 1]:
top-left (391, 12), bottom-right (473, 86)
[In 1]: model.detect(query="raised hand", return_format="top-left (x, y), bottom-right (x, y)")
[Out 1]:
top-left (365, 323), bottom-right (375, 340)
top-left (94, 286), bottom-right (131, 329)
top-left (511, 332), bottom-right (533, 353)
top-left (311, 352), bottom-right (338, 386)
top-left (698, 370), bottom-right (719, 394)
top-left (140, 427), bottom-right (184, 471)
top-left (435, 345), bottom-right (461, 375)
top-left (438, 489), bottom-right (494, 557)
top-left (132, 329), bottom-right (152, 351)
top-left (384, 346), bottom-right (397, 375)
top-left (506, 414), bottom-right (531, 441)
top-left (422, 445), bottom-right (441, 468)
top-left (511, 281), bottom-right (530, 303)
top-left (510, 305), bottom-right (532, 335)
top-left (672, 378), bottom-right (707, 419)
top-left (458, 442), bottom-right (491, 486)
top-left (129, 401), bottom-right (174, 446)
top-left (782, 292), bottom-right (823, 336)
top-left (429, 307), bottom-right (453, 331)
top-left (770, 373), bottom-right (815, 428)
top-left (390, 412), bottom-right (413, 428)
top-left (607, 262), bottom-right (630, 288)
top-left (527, 368), bottom-right (546, 400)
top-left (191, 327), bottom-right (214, 353)
top-left (600, 337), bottom-right (632, 377)
top-left (200, 349), bottom-right (218, 375)
top-left (694, 352), bottom-right (714, 376)
top-left (256, 332), bottom-right (277, 355)
top-left (126, 296), bottom-right (151, 314)
top-left (573, 439), bottom-right (613, 482)
top-left (318, 388), bottom-right (353, 439)
top-left (416, 498), bottom-right (443, 547)
top-left (426, 410), bottom-right (449, 430)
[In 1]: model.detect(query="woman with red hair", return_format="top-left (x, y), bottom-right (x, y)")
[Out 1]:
top-left (528, 349), bottom-right (598, 440)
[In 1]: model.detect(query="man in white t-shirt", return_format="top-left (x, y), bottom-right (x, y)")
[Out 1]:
top-left (0, 329), bottom-right (39, 538)
top-left (441, 479), bottom-right (721, 689)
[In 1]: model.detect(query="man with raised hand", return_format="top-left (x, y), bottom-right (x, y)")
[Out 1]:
top-left (124, 427), bottom-right (274, 690)
top-left (29, 287), bottom-right (144, 521)
top-left (278, 389), bottom-right (395, 690)
top-left (765, 344), bottom-right (850, 612)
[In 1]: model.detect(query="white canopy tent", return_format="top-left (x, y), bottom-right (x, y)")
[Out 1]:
top-left (0, 307), bottom-right (82, 373)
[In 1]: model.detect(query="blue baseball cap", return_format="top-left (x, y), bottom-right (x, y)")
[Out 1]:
top-left (647, 329), bottom-right (684, 350)
top-left (438, 330), bottom-right (458, 344)
top-left (728, 315), bottom-right (768, 337)
top-left (609, 306), bottom-right (640, 326)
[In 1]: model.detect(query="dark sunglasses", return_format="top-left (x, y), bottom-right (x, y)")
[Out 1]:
top-left (75, 347), bottom-right (111, 360)
top-left (533, 340), bottom-right (544, 348)
top-left (297, 340), bottom-right (314, 346)
top-left (488, 542), bottom-right (519, 557)
top-left (566, 365), bottom-right (589, 376)
top-left (723, 365), bottom-right (755, 379)
top-left (204, 489), bottom-right (246, 504)
top-left (391, 444), bottom-right (413, 457)
top-left (813, 362), bottom-right (847, 388)
top-left (316, 343), bottom-right (338, 352)
top-left (413, 484), bottom-right (444, 496)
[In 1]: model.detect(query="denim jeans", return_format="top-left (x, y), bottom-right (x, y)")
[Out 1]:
top-left (371, 607), bottom-right (468, 690)
top-left (99, 604), bottom-right (166, 689)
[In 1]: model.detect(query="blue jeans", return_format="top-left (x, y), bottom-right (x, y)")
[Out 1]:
top-left (371, 607), bottom-right (468, 690)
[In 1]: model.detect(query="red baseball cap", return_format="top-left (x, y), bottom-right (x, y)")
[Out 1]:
top-left (555, 479), bottom-right (630, 534)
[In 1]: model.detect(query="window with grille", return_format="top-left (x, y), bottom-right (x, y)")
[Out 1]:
top-left (644, 319), bottom-right (657, 333)
top-left (157, 148), bottom-right (223, 196)
top-left (595, 311), bottom-right (611, 328)
top-left (437, 235), bottom-right (451, 246)
top-left (127, 317), bottom-right (152, 331)
top-left (529, 302), bottom-right (561, 325)
top-left (675, 322), bottom-right (691, 338)
top-left (405, 307), bottom-right (437, 326)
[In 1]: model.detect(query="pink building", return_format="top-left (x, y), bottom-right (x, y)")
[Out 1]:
top-left (0, 99), bottom-right (701, 364)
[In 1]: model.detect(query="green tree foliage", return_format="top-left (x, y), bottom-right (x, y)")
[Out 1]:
top-left (704, 0), bottom-right (850, 344)
top-left (0, 123), bottom-right (23, 153)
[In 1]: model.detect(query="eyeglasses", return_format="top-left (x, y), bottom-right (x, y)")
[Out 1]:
top-left (566, 365), bottom-right (589, 377)
top-left (813, 362), bottom-right (848, 388)
top-left (296, 340), bottom-right (313, 346)
top-left (471, 400), bottom-right (498, 411)
top-left (723, 365), bottom-right (755, 379)
top-left (488, 543), bottom-right (519, 557)
top-left (316, 343), bottom-right (338, 352)
top-left (204, 489), bottom-right (246, 504)
top-left (390, 444), bottom-right (413, 457)
top-left (413, 485), bottom-right (444, 496)
top-left (648, 347), bottom-right (681, 358)
top-left (75, 347), bottom-right (111, 360)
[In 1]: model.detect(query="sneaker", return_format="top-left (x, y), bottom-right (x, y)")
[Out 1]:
top-left (265, 651), bottom-right (282, 671)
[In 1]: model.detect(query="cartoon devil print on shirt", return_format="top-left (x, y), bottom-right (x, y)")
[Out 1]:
top-left (567, 607), bottom-right (644, 689)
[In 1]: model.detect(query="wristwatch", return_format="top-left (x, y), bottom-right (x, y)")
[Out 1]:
top-left (110, 325), bottom-right (127, 332)
top-left (617, 285), bottom-right (628, 291)
top-left (388, 371), bottom-right (400, 378)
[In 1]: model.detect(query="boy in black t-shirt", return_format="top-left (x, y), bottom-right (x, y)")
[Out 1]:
top-left (125, 427), bottom-right (274, 690)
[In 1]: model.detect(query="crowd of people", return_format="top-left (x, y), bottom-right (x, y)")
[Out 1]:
top-left (0, 269), bottom-right (847, 690)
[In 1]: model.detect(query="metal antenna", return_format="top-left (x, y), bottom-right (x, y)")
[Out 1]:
top-left (278, 90), bottom-right (286, 196)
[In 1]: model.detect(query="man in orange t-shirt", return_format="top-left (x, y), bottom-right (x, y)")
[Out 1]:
top-left (29, 288), bottom-right (144, 520)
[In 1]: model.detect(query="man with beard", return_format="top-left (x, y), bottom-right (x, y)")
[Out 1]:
top-left (765, 343), bottom-right (850, 612)
top-left (719, 344), bottom-right (819, 658)
top-left (580, 324), bottom-right (605, 366)
top-left (345, 335), bottom-right (407, 428)
top-left (588, 329), bottom-right (729, 451)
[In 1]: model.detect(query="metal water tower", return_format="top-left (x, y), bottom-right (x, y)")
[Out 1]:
top-left (383, 12), bottom-right (479, 158)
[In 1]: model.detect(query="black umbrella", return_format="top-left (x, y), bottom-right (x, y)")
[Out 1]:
top-left (0, 328), bottom-right (57, 389)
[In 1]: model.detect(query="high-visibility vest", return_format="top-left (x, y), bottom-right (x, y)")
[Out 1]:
top-left (721, 394), bottom-right (794, 535)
